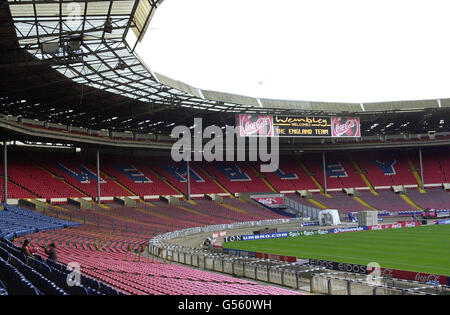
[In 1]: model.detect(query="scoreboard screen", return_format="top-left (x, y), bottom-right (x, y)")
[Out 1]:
top-left (237, 114), bottom-right (360, 138)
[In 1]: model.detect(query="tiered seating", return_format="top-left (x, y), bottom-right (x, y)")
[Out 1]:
top-left (301, 154), bottom-right (366, 190)
top-left (437, 147), bottom-right (450, 183)
top-left (147, 157), bottom-right (225, 195)
top-left (222, 198), bottom-right (287, 220)
top-left (15, 224), bottom-right (151, 254)
top-left (0, 280), bottom-right (7, 295)
top-left (406, 188), bottom-right (450, 210)
top-left (0, 238), bottom-right (122, 295)
top-left (354, 151), bottom-right (417, 188)
top-left (250, 156), bottom-right (317, 192)
top-left (0, 179), bottom-right (36, 199)
top-left (101, 156), bottom-right (177, 197)
top-left (5, 154), bottom-right (82, 199)
top-left (200, 162), bottom-right (271, 194)
top-left (288, 193), bottom-right (371, 212)
top-left (181, 199), bottom-right (285, 222)
top-left (35, 153), bottom-right (130, 199)
top-left (0, 255), bottom-right (41, 295)
top-left (409, 149), bottom-right (446, 185)
top-left (142, 201), bottom-right (229, 227)
top-left (284, 193), bottom-right (321, 208)
top-left (357, 191), bottom-right (417, 212)
top-left (1, 202), bottom-right (297, 295)
top-left (2, 150), bottom-right (450, 202)
top-left (16, 229), bottom-right (301, 295)
top-left (0, 205), bottom-right (80, 239)
top-left (0, 206), bottom-right (117, 295)
top-left (52, 199), bottom-right (288, 238)
top-left (312, 193), bottom-right (372, 212)
top-left (0, 197), bottom-right (299, 296)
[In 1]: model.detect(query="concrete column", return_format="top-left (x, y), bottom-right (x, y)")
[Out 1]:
top-left (96, 149), bottom-right (101, 204)
top-left (322, 152), bottom-right (327, 194)
top-left (419, 148), bottom-right (424, 189)
top-left (3, 141), bottom-right (7, 205)
top-left (186, 160), bottom-right (191, 200)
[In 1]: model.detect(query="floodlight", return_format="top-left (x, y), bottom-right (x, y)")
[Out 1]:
top-left (41, 42), bottom-right (60, 54)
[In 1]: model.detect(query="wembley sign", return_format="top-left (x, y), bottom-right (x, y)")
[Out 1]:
top-left (237, 114), bottom-right (361, 138)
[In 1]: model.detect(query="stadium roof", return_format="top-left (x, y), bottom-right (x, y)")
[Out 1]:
top-left (1, 0), bottom-right (450, 136)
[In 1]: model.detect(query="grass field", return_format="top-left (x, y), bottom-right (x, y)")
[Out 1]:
top-left (224, 224), bottom-right (450, 276)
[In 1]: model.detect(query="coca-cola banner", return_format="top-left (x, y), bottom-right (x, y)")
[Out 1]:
top-left (252, 196), bottom-right (284, 206)
top-left (237, 114), bottom-right (360, 138)
top-left (368, 221), bottom-right (421, 231)
top-left (379, 268), bottom-right (448, 285)
top-left (238, 114), bottom-right (274, 137)
top-left (309, 259), bottom-right (449, 285)
top-left (331, 117), bottom-right (361, 137)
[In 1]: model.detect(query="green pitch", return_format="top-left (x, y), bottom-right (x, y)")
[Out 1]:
top-left (224, 224), bottom-right (450, 276)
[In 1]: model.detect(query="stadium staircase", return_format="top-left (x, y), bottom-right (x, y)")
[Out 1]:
top-left (296, 156), bottom-right (329, 196)
top-left (357, 191), bottom-right (418, 212)
top-left (33, 161), bottom-right (93, 199)
top-left (406, 188), bottom-right (450, 209)
top-left (142, 162), bottom-right (186, 198)
top-left (36, 163), bottom-right (87, 199)
top-left (195, 164), bottom-right (233, 196)
top-left (399, 193), bottom-right (424, 211)
top-left (349, 155), bottom-right (378, 196)
top-left (307, 197), bottom-right (328, 209)
top-left (246, 162), bottom-right (278, 192)
top-left (406, 155), bottom-right (426, 193)
top-left (7, 178), bottom-right (39, 198)
top-left (353, 195), bottom-right (379, 211)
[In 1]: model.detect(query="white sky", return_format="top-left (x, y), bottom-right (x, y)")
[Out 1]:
top-left (135, 0), bottom-right (450, 103)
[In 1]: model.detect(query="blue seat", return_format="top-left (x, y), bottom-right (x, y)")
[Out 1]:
top-left (1, 235), bottom-right (121, 296)
top-left (0, 279), bottom-right (7, 294)
top-left (0, 257), bottom-right (41, 295)
top-left (0, 287), bottom-right (7, 295)
top-left (67, 285), bottom-right (89, 295)
top-left (86, 287), bottom-right (103, 295)
top-left (0, 247), bottom-right (10, 261)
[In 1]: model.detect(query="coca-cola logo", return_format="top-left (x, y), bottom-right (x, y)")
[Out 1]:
top-left (332, 117), bottom-right (360, 137)
top-left (415, 273), bottom-right (440, 283)
top-left (381, 269), bottom-right (393, 278)
top-left (240, 115), bottom-right (273, 136)
top-left (257, 198), bottom-right (276, 205)
top-left (334, 120), bottom-right (355, 134)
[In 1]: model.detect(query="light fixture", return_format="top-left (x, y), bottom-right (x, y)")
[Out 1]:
top-left (104, 18), bottom-right (113, 33)
top-left (115, 61), bottom-right (127, 70)
top-left (41, 42), bottom-right (60, 54)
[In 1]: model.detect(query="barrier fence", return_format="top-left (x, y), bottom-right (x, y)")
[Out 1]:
top-left (310, 272), bottom-right (450, 295)
top-left (147, 243), bottom-right (450, 295)
top-left (148, 218), bottom-right (450, 295)
top-left (148, 244), bottom-right (328, 292)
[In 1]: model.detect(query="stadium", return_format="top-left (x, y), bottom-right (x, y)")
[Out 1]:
top-left (0, 0), bottom-right (449, 299)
